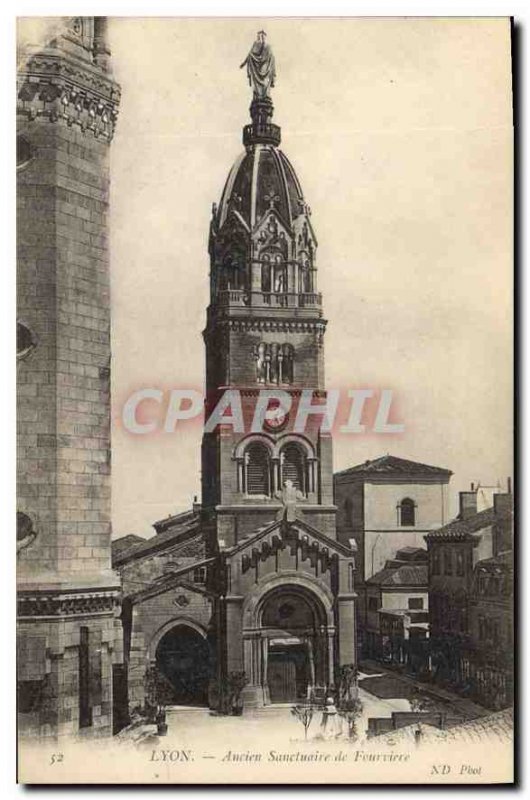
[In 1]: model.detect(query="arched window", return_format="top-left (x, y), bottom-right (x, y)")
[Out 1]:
top-left (398, 498), bottom-right (416, 527)
top-left (254, 342), bottom-right (294, 385)
top-left (273, 255), bottom-right (287, 294)
top-left (261, 255), bottom-right (271, 293)
top-left (17, 135), bottom-right (33, 171)
top-left (280, 443), bottom-right (307, 494)
top-left (245, 442), bottom-right (271, 496)
top-left (281, 343), bottom-right (294, 384)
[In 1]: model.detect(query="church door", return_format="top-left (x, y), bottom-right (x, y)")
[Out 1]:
top-left (267, 645), bottom-right (309, 703)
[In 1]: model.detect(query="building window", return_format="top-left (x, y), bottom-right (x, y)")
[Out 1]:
top-left (408, 597), bottom-right (424, 610)
top-left (193, 566), bottom-right (207, 584)
top-left (255, 341), bottom-right (294, 384)
top-left (17, 321), bottom-right (37, 360)
top-left (444, 548), bottom-right (453, 576)
top-left (17, 135), bottom-right (33, 170)
top-left (431, 548), bottom-right (441, 576)
top-left (244, 442), bottom-right (271, 496)
top-left (398, 498), bottom-right (416, 527)
top-left (280, 443), bottom-right (307, 494)
top-left (368, 596), bottom-right (379, 612)
top-left (456, 550), bottom-right (465, 576)
top-left (17, 511), bottom-right (37, 551)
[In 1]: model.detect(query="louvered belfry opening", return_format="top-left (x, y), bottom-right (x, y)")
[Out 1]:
top-left (281, 443), bottom-right (306, 494)
top-left (245, 442), bottom-right (271, 495)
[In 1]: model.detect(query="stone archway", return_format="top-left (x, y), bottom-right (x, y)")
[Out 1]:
top-left (242, 579), bottom-right (333, 706)
top-left (155, 624), bottom-right (211, 706)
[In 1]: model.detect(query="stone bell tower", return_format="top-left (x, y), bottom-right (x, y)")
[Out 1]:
top-left (17, 17), bottom-right (121, 738)
top-left (202, 34), bottom-right (356, 708)
top-left (202, 44), bottom-right (335, 545)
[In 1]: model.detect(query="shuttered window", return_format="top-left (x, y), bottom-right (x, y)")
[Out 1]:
top-left (281, 444), bottom-right (306, 494)
top-left (245, 443), bottom-right (270, 495)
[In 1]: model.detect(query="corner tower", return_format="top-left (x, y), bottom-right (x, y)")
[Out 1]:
top-left (203, 34), bottom-right (356, 708)
top-left (17, 17), bottom-right (121, 738)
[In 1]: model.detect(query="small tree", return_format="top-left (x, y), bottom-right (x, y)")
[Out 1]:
top-left (144, 665), bottom-right (174, 724)
top-left (337, 697), bottom-right (363, 740)
top-left (337, 665), bottom-right (363, 740)
top-left (409, 690), bottom-right (429, 714)
top-left (291, 703), bottom-right (315, 740)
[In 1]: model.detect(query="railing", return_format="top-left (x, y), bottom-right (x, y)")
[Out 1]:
top-left (242, 123), bottom-right (281, 147)
top-left (216, 290), bottom-right (322, 309)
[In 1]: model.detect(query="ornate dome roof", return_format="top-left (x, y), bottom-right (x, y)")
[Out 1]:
top-left (216, 144), bottom-right (307, 232)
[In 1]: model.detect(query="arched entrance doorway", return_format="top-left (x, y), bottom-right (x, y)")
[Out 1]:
top-left (259, 586), bottom-right (329, 704)
top-left (155, 625), bottom-right (211, 706)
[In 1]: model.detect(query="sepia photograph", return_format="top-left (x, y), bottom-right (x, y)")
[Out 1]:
top-left (14, 14), bottom-right (514, 784)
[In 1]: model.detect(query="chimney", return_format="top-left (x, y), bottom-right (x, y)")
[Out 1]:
top-left (459, 490), bottom-right (477, 520)
top-left (493, 492), bottom-right (513, 555)
top-left (192, 494), bottom-right (201, 515)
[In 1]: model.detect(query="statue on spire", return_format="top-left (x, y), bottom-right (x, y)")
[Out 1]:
top-left (240, 31), bottom-right (276, 99)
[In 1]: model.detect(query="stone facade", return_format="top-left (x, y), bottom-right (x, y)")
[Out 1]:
top-left (334, 454), bottom-right (452, 655)
top-left (17, 17), bottom-right (122, 739)
top-left (112, 512), bottom-right (211, 710)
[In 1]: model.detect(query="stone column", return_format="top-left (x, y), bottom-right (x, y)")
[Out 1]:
top-left (307, 638), bottom-right (316, 688)
top-left (337, 595), bottom-right (357, 667)
top-left (327, 628), bottom-right (335, 690)
top-left (225, 596), bottom-right (244, 672)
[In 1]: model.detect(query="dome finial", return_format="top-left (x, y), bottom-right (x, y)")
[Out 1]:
top-left (240, 30), bottom-right (276, 100)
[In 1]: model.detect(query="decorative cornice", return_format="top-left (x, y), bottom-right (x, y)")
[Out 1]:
top-left (17, 52), bottom-right (120, 141)
top-left (17, 586), bottom-right (120, 619)
top-left (204, 317), bottom-right (327, 337)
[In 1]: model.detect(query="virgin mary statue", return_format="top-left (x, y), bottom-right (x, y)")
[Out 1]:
top-left (240, 31), bottom-right (276, 99)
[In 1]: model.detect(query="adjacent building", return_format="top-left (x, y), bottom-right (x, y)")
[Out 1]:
top-left (334, 454), bottom-right (452, 655)
top-left (364, 547), bottom-right (429, 670)
top-left (425, 487), bottom-right (513, 709)
top-left (17, 17), bottom-right (122, 738)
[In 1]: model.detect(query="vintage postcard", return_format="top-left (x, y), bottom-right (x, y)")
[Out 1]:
top-left (16, 16), bottom-right (514, 784)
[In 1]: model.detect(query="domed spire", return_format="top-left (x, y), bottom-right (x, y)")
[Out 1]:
top-left (207, 34), bottom-right (320, 317)
top-left (240, 32), bottom-right (281, 147)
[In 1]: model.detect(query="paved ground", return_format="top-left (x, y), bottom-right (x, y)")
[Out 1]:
top-left (358, 660), bottom-right (489, 721)
top-left (155, 678), bottom-right (414, 750)
top-left (122, 664), bottom-right (490, 751)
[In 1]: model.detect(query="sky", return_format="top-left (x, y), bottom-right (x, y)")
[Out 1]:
top-left (104, 17), bottom-right (513, 537)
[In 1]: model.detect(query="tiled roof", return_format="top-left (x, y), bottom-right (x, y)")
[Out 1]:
top-left (424, 507), bottom-right (495, 542)
top-left (474, 550), bottom-right (513, 573)
top-left (367, 563), bottom-right (428, 587)
top-left (335, 454), bottom-right (452, 479)
top-left (111, 534), bottom-right (146, 561)
top-left (377, 708), bottom-right (513, 747)
top-left (113, 511), bottom-right (201, 566)
top-left (153, 508), bottom-right (197, 533)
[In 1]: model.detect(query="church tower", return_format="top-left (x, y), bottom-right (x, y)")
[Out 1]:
top-left (203, 34), bottom-right (356, 708)
top-left (203, 37), bottom-right (333, 543)
top-left (17, 18), bottom-right (122, 738)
